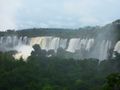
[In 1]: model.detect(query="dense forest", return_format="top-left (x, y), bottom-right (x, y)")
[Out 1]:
top-left (0, 44), bottom-right (120, 90)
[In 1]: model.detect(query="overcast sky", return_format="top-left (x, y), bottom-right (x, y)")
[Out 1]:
top-left (0, 0), bottom-right (120, 31)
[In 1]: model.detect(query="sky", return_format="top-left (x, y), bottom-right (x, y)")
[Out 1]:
top-left (0, 0), bottom-right (120, 31)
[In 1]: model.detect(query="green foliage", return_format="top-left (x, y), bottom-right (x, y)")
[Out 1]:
top-left (42, 84), bottom-right (54, 90)
top-left (0, 48), bottom-right (120, 90)
top-left (103, 73), bottom-right (120, 90)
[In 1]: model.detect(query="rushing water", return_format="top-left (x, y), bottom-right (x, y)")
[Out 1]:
top-left (0, 36), bottom-right (117, 60)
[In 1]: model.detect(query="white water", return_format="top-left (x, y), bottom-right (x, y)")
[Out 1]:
top-left (98, 40), bottom-right (111, 60)
top-left (114, 41), bottom-right (120, 53)
top-left (0, 36), bottom-right (115, 60)
top-left (13, 45), bottom-right (34, 60)
top-left (0, 36), bottom-right (32, 60)
top-left (66, 38), bottom-right (95, 52)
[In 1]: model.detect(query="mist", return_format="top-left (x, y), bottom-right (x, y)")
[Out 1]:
top-left (0, 0), bottom-right (22, 31)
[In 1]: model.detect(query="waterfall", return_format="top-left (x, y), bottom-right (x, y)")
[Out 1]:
top-left (13, 45), bottom-right (33, 60)
top-left (114, 41), bottom-right (120, 53)
top-left (0, 36), bottom-right (32, 60)
top-left (66, 38), bottom-right (80, 52)
top-left (85, 39), bottom-right (94, 51)
top-left (0, 36), bottom-right (115, 60)
top-left (66, 38), bottom-right (94, 53)
top-left (30, 37), bottom-right (67, 51)
top-left (98, 40), bottom-right (111, 60)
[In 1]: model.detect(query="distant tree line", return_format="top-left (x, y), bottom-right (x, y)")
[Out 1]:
top-left (0, 19), bottom-right (120, 40)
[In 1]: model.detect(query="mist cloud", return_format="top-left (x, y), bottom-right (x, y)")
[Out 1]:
top-left (0, 0), bottom-right (22, 31)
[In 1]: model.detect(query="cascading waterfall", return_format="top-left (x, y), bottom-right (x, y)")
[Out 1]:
top-left (66, 38), bottom-right (94, 52)
top-left (114, 41), bottom-right (120, 53)
top-left (0, 36), bottom-right (33, 60)
top-left (30, 37), bottom-right (60, 51)
top-left (98, 40), bottom-right (111, 60)
top-left (0, 36), bottom-right (29, 51)
top-left (66, 38), bottom-right (80, 52)
top-left (0, 36), bottom-right (117, 60)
